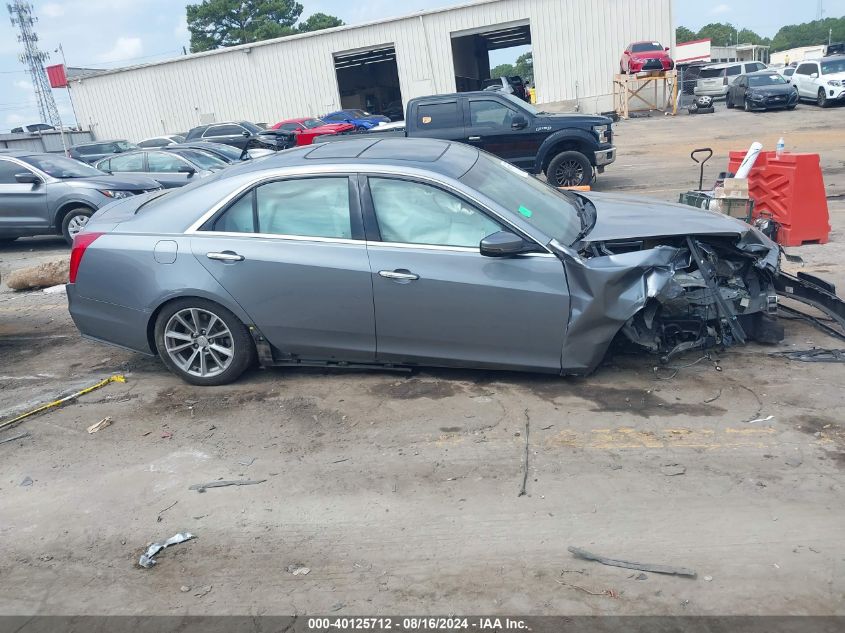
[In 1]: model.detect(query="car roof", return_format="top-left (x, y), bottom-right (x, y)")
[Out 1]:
top-left (70, 139), bottom-right (127, 148)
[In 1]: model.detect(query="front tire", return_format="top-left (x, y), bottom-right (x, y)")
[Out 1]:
top-left (744, 99), bottom-right (752, 112)
top-left (61, 207), bottom-right (93, 245)
top-left (546, 151), bottom-right (592, 187)
top-left (818, 88), bottom-right (829, 108)
top-left (154, 298), bottom-right (255, 386)
top-left (726, 94), bottom-right (734, 108)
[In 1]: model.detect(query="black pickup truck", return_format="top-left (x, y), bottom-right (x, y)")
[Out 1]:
top-left (369, 92), bottom-right (616, 187)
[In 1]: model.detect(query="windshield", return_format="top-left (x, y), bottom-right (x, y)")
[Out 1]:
top-left (173, 150), bottom-right (227, 171)
top-left (631, 42), bottom-right (663, 53)
top-left (699, 67), bottom-right (725, 78)
top-left (302, 119), bottom-right (326, 129)
top-left (749, 74), bottom-right (787, 86)
top-left (821, 58), bottom-right (845, 74)
top-left (460, 153), bottom-right (581, 245)
top-left (20, 155), bottom-right (103, 178)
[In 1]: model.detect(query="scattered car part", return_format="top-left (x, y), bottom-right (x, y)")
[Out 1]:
top-left (0, 375), bottom-right (126, 433)
top-left (87, 416), bottom-right (113, 434)
top-left (775, 271), bottom-right (845, 339)
top-left (138, 532), bottom-right (195, 568)
top-left (568, 546), bottom-right (697, 578)
top-left (189, 479), bottom-right (267, 493)
top-left (770, 348), bottom-right (845, 362)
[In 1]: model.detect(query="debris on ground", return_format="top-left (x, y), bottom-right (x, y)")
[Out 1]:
top-left (5, 259), bottom-right (69, 291)
top-left (286, 564), bottom-right (311, 576)
top-left (189, 479), bottom-right (267, 493)
top-left (193, 585), bottom-right (213, 597)
top-left (747, 415), bottom-right (775, 424)
top-left (180, 585), bottom-right (191, 593)
top-left (771, 348), bottom-right (845, 363)
top-left (785, 454), bottom-right (803, 468)
top-left (661, 463), bottom-right (686, 476)
top-left (138, 532), bottom-right (195, 568)
top-left (42, 284), bottom-right (67, 295)
top-left (555, 579), bottom-right (618, 598)
top-left (20, 476), bottom-right (33, 487)
top-left (568, 546), bottom-right (697, 578)
top-left (161, 430), bottom-right (173, 439)
top-left (0, 375), bottom-right (126, 434)
top-left (703, 390), bottom-right (722, 403)
top-left (0, 431), bottom-right (30, 446)
top-left (87, 416), bottom-right (113, 434)
top-left (518, 408), bottom-right (530, 497)
top-left (704, 575), bottom-right (713, 582)
top-left (157, 501), bottom-right (178, 522)
top-left (238, 457), bottom-right (256, 466)
top-left (635, 573), bottom-right (648, 580)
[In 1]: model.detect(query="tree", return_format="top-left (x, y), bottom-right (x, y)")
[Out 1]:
top-left (298, 12), bottom-right (344, 33)
top-left (490, 63), bottom-right (515, 79)
top-left (187, 0), bottom-right (343, 52)
top-left (675, 26), bottom-right (696, 44)
top-left (697, 22), bottom-right (740, 47)
top-left (514, 51), bottom-right (533, 83)
top-left (770, 16), bottom-right (845, 52)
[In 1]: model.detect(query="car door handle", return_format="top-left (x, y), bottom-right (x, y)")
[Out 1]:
top-left (207, 251), bottom-right (244, 262)
top-left (379, 270), bottom-right (419, 281)
top-left (468, 136), bottom-right (482, 141)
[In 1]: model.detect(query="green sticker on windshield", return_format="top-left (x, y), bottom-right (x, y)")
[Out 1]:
top-left (518, 205), bottom-right (533, 218)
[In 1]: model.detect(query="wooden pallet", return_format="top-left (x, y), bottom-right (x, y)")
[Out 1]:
top-left (613, 70), bottom-right (678, 119)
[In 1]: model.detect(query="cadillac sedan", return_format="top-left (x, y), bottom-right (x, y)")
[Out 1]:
top-left (68, 138), bottom-right (800, 385)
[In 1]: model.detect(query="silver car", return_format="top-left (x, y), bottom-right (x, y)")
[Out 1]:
top-left (95, 148), bottom-right (227, 189)
top-left (0, 150), bottom-right (161, 244)
top-left (68, 137), bottom-right (791, 386)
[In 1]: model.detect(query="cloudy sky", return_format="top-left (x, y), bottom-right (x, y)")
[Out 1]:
top-left (2, 0), bottom-right (843, 131)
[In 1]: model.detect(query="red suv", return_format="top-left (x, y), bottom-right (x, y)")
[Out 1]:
top-left (620, 41), bottom-right (674, 74)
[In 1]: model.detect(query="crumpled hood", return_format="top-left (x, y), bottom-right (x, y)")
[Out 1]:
top-left (748, 85), bottom-right (795, 97)
top-left (64, 175), bottom-right (162, 190)
top-left (579, 191), bottom-right (755, 242)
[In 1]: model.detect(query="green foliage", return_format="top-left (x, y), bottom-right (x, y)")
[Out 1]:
top-left (490, 63), bottom-right (515, 79)
top-left (697, 22), bottom-right (741, 47)
top-left (298, 12), bottom-right (344, 33)
top-left (770, 17), bottom-right (845, 52)
top-left (514, 51), bottom-right (533, 83)
top-left (186, 0), bottom-right (343, 52)
top-left (675, 26), bottom-right (696, 44)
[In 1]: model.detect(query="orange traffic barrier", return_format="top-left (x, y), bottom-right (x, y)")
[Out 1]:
top-left (727, 151), bottom-right (830, 246)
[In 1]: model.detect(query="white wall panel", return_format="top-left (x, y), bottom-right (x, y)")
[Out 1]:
top-left (69, 0), bottom-right (671, 140)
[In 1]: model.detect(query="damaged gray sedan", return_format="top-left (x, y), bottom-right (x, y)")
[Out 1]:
top-left (67, 138), bottom-right (843, 385)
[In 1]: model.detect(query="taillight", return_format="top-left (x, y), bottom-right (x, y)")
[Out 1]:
top-left (69, 232), bottom-right (104, 283)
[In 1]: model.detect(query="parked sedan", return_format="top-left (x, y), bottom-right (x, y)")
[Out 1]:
top-left (184, 121), bottom-right (266, 149)
top-left (727, 71), bottom-right (798, 111)
top-left (68, 138), bottom-right (795, 386)
top-left (0, 150), bottom-right (160, 244)
top-left (270, 118), bottom-right (356, 145)
top-left (322, 109), bottom-right (391, 129)
top-left (95, 148), bottom-right (227, 188)
top-left (68, 139), bottom-right (138, 164)
top-left (138, 135), bottom-right (186, 148)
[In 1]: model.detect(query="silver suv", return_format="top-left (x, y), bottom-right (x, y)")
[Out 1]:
top-left (0, 151), bottom-right (161, 244)
top-left (695, 61), bottom-right (768, 98)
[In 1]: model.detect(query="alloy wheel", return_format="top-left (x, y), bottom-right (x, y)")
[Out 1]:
top-left (67, 214), bottom-right (89, 238)
top-left (554, 160), bottom-right (585, 187)
top-left (164, 308), bottom-right (235, 378)
top-left (817, 89), bottom-right (827, 107)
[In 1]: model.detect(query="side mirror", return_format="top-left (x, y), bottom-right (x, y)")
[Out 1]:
top-left (665, 46), bottom-right (670, 51)
top-left (178, 165), bottom-right (197, 176)
top-left (15, 172), bottom-right (41, 184)
top-left (480, 231), bottom-right (528, 257)
top-left (511, 115), bottom-right (528, 130)
top-left (810, 72), bottom-right (818, 79)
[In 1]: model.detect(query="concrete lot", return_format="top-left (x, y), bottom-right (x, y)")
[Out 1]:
top-left (0, 103), bottom-right (843, 616)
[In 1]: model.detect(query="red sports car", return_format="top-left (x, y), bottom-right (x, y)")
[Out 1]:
top-left (620, 41), bottom-right (674, 74)
top-left (270, 118), bottom-right (355, 145)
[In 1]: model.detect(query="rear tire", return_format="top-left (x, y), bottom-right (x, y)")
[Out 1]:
top-left (154, 298), bottom-right (256, 386)
top-left (818, 88), bottom-right (829, 108)
top-left (726, 94), bottom-right (734, 108)
top-left (546, 151), bottom-right (592, 187)
top-left (60, 207), bottom-right (93, 245)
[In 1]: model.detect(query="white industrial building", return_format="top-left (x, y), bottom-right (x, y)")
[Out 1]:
top-left (67, 0), bottom-right (673, 141)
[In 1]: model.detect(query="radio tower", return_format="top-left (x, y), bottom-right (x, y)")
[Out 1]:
top-left (816, 0), bottom-right (824, 20)
top-left (7, 1), bottom-right (62, 127)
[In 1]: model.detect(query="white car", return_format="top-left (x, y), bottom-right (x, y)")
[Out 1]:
top-left (775, 65), bottom-right (796, 82)
top-left (137, 134), bottom-right (186, 148)
top-left (792, 56), bottom-right (845, 107)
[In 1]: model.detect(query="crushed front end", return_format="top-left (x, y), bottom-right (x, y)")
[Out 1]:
top-left (554, 225), bottom-right (784, 374)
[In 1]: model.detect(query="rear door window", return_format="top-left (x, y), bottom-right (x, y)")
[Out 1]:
top-left (795, 63), bottom-right (815, 75)
top-left (210, 177), bottom-right (353, 239)
top-left (416, 102), bottom-right (461, 129)
top-left (108, 153), bottom-right (145, 172)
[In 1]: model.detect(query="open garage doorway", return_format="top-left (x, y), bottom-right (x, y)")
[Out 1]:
top-left (334, 46), bottom-right (404, 121)
top-left (451, 22), bottom-right (532, 98)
